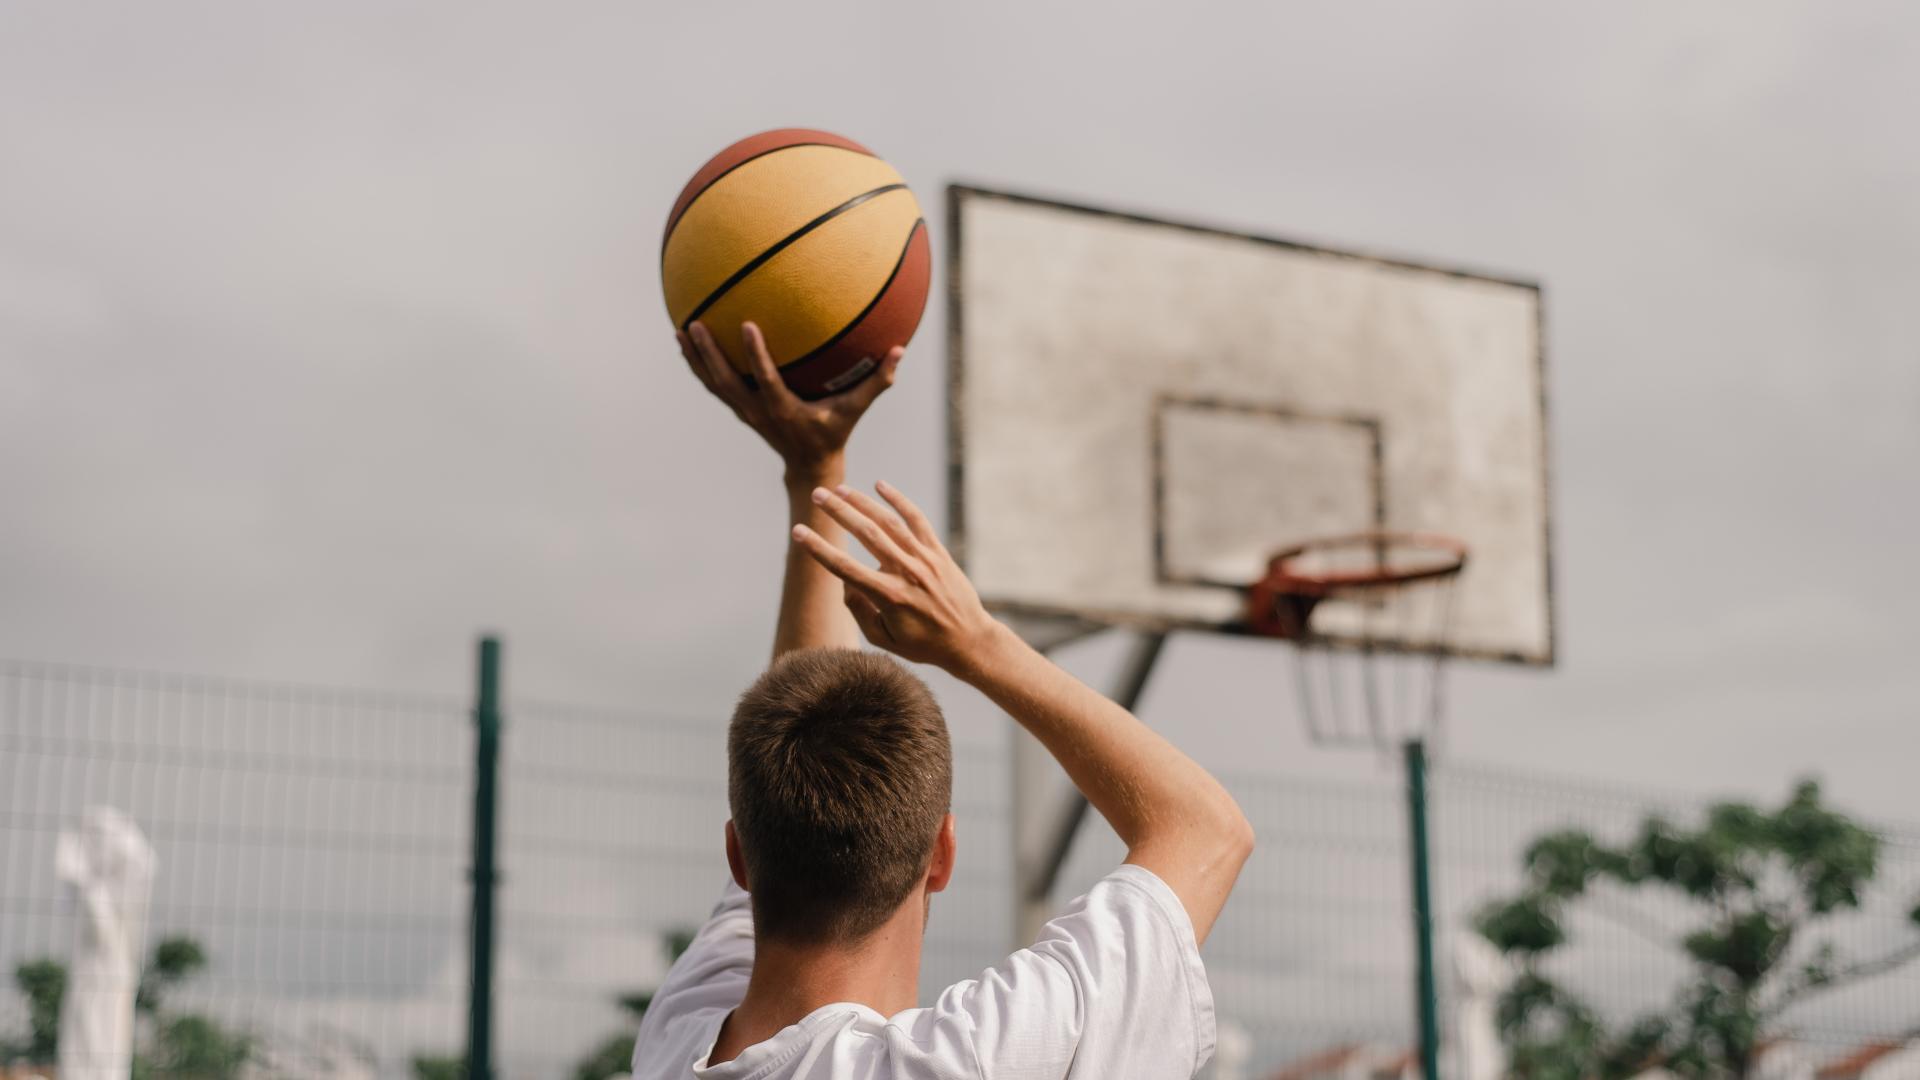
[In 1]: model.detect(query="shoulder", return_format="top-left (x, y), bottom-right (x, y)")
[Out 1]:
top-left (917, 864), bottom-right (1217, 1077)
top-left (629, 1007), bottom-right (728, 1080)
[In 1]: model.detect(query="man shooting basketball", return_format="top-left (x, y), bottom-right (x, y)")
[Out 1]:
top-left (633, 321), bottom-right (1253, 1077)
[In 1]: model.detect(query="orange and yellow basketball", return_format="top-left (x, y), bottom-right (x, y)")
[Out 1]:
top-left (661, 129), bottom-right (931, 400)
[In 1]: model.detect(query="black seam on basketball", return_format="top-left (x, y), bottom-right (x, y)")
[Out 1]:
top-left (678, 184), bottom-right (909, 331)
top-left (661, 142), bottom-right (881, 263)
top-left (774, 218), bottom-right (925, 395)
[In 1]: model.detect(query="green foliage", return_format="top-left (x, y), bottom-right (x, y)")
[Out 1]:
top-left (138, 936), bottom-right (209, 1016)
top-left (2, 958), bottom-right (67, 1064)
top-left (1477, 779), bottom-right (1919, 1079)
top-left (1523, 830), bottom-right (1622, 898)
top-left (145, 1015), bottom-right (252, 1080)
top-left (131, 935), bottom-right (251, 1080)
top-left (411, 1053), bottom-right (467, 1080)
top-left (1494, 973), bottom-right (1607, 1080)
top-left (4, 935), bottom-right (249, 1080)
top-left (1682, 911), bottom-right (1792, 985)
top-left (1476, 894), bottom-right (1565, 955)
top-left (1627, 815), bottom-right (1744, 899)
top-left (1772, 781), bottom-right (1879, 914)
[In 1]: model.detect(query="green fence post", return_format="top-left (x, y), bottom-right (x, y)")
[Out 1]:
top-left (1404, 737), bottom-right (1441, 1080)
top-left (468, 636), bottom-right (502, 1080)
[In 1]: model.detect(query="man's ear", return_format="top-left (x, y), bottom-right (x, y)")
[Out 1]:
top-left (725, 820), bottom-right (749, 891)
top-left (926, 813), bottom-right (957, 894)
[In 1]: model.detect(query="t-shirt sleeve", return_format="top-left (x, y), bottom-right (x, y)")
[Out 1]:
top-left (931, 863), bottom-right (1216, 1079)
top-left (631, 879), bottom-right (754, 1060)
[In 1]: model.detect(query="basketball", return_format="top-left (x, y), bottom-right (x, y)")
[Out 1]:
top-left (661, 129), bottom-right (931, 400)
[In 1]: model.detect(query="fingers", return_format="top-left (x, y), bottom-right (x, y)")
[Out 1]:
top-left (832, 483), bottom-right (919, 556)
top-left (687, 323), bottom-right (750, 403)
top-left (740, 322), bottom-right (799, 407)
top-left (676, 329), bottom-right (707, 382)
top-left (791, 523), bottom-right (894, 596)
top-left (811, 486), bottom-right (916, 571)
top-left (875, 480), bottom-right (942, 549)
top-left (837, 347), bottom-right (904, 413)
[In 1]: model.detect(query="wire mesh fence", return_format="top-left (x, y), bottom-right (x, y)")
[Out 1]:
top-left (0, 660), bottom-right (472, 1080)
top-left (491, 696), bottom-right (1010, 1080)
top-left (5, 654), bottom-right (1918, 1080)
top-left (0, 657), bottom-right (1011, 1080)
top-left (1054, 760), bottom-right (1920, 1077)
top-left (1436, 765), bottom-right (1920, 1064)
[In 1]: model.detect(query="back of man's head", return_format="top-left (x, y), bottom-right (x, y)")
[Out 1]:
top-left (728, 647), bottom-right (952, 945)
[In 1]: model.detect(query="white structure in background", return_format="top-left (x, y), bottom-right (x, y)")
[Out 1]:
top-left (55, 807), bottom-right (156, 1080)
top-left (1450, 932), bottom-right (1514, 1080)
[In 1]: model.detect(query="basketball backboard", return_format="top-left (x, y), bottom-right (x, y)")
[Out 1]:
top-left (948, 185), bottom-right (1553, 665)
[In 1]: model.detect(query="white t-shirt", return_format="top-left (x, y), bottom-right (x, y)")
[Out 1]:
top-left (631, 864), bottom-right (1215, 1079)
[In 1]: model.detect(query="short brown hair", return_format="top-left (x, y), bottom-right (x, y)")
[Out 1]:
top-left (728, 648), bottom-right (952, 944)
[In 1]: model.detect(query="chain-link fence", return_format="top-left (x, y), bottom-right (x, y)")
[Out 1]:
top-left (5, 654), bottom-right (1917, 1080)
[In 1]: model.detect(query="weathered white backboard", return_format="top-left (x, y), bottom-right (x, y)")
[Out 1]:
top-left (948, 186), bottom-right (1553, 665)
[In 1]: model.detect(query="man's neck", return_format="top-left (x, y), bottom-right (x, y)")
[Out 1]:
top-left (708, 901), bottom-right (926, 1066)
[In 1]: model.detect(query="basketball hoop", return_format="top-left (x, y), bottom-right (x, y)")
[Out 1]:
top-left (1244, 532), bottom-right (1469, 752)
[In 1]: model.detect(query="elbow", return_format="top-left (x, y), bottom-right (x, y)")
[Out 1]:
top-left (1206, 798), bottom-right (1254, 872)
top-left (1227, 808), bottom-right (1256, 866)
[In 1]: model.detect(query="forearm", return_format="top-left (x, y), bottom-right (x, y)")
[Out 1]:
top-left (772, 459), bottom-right (862, 659)
top-left (952, 624), bottom-right (1250, 860)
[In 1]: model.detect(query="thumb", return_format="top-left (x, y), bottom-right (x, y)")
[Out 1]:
top-left (844, 587), bottom-right (893, 646)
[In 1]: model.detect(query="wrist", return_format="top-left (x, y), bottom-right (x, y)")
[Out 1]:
top-left (783, 454), bottom-right (846, 492)
top-left (944, 618), bottom-right (1023, 685)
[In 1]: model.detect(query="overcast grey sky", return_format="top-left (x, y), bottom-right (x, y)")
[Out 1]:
top-left (3, 1), bottom-right (1916, 821)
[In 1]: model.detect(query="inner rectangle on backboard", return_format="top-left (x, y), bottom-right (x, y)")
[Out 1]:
top-left (1155, 398), bottom-right (1384, 593)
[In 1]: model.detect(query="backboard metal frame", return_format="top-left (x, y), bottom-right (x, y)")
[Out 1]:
top-left (946, 183), bottom-right (1555, 668)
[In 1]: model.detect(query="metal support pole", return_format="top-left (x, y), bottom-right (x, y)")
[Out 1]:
top-left (467, 636), bottom-right (502, 1080)
top-left (1016, 630), bottom-right (1168, 943)
top-left (1404, 737), bottom-right (1440, 1080)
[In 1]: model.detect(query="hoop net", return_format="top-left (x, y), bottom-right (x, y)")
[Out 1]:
top-left (1245, 532), bottom-right (1469, 752)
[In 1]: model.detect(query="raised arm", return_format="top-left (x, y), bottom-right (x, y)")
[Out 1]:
top-left (792, 482), bottom-right (1254, 943)
top-left (677, 321), bottom-right (904, 659)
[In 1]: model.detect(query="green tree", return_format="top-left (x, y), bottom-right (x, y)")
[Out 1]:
top-left (1477, 780), bottom-right (1920, 1079)
top-left (0, 959), bottom-right (67, 1064)
top-left (570, 928), bottom-right (697, 1080)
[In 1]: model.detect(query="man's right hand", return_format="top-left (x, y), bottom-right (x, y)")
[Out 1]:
top-left (790, 482), bottom-right (1002, 674)
top-left (796, 480), bottom-right (1254, 947)
top-left (678, 320), bottom-right (904, 484)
